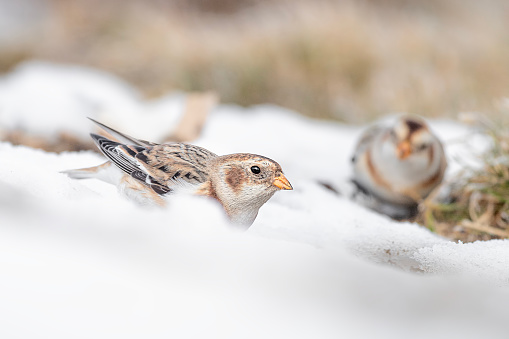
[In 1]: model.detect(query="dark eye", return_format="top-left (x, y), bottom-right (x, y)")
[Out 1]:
top-left (250, 166), bottom-right (261, 174)
top-left (416, 144), bottom-right (428, 151)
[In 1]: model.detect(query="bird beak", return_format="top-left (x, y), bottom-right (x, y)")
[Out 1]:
top-left (273, 174), bottom-right (293, 190)
top-left (396, 140), bottom-right (412, 159)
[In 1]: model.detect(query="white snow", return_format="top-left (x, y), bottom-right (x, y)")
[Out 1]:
top-left (0, 61), bottom-right (185, 141)
top-left (1, 61), bottom-right (508, 338)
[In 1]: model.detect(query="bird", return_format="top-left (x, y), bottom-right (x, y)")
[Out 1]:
top-left (63, 118), bottom-right (293, 226)
top-left (351, 115), bottom-right (447, 219)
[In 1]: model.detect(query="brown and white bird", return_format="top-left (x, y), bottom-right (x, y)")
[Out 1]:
top-left (351, 115), bottom-right (447, 219)
top-left (63, 119), bottom-right (292, 226)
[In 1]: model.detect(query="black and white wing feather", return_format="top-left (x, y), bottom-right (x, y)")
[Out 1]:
top-left (91, 134), bottom-right (218, 196)
top-left (91, 134), bottom-right (172, 195)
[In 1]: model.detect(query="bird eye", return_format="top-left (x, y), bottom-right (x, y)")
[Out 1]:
top-left (416, 144), bottom-right (428, 151)
top-left (250, 166), bottom-right (261, 174)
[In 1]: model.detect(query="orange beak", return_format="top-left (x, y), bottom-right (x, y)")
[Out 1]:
top-left (396, 140), bottom-right (412, 159)
top-left (273, 174), bottom-right (293, 190)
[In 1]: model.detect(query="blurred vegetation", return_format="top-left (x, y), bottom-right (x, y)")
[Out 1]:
top-left (418, 112), bottom-right (509, 242)
top-left (1, 0), bottom-right (509, 122)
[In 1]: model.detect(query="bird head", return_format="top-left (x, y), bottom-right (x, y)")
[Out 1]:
top-left (209, 153), bottom-right (292, 226)
top-left (390, 116), bottom-right (434, 160)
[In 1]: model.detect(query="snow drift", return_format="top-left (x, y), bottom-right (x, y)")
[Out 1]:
top-left (0, 62), bottom-right (508, 338)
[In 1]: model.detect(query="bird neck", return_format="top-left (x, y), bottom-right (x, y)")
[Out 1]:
top-left (219, 187), bottom-right (275, 226)
top-left (226, 205), bottom-right (260, 227)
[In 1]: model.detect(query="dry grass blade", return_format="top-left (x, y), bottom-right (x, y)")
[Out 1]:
top-left (460, 220), bottom-right (509, 238)
top-left (417, 113), bottom-right (509, 242)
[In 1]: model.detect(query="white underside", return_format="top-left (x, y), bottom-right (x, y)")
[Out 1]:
top-left (354, 135), bottom-right (443, 205)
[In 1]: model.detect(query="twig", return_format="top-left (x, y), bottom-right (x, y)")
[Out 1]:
top-left (460, 220), bottom-right (509, 238)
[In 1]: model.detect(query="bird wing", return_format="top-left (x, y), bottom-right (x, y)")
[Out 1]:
top-left (351, 124), bottom-right (385, 163)
top-left (88, 118), bottom-right (158, 147)
top-left (135, 143), bottom-right (217, 187)
top-left (91, 134), bottom-right (217, 196)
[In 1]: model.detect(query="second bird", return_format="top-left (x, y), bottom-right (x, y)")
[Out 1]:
top-left (351, 115), bottom-right (447, 219)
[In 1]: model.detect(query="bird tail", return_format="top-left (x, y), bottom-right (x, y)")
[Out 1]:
top-left (61, 161), bottom-right (121, 185)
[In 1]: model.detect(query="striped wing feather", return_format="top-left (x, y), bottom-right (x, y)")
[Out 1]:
top-left (135, 143), bottom-right (217, 186)
top-left (91, 134), bottom-right (217, 196)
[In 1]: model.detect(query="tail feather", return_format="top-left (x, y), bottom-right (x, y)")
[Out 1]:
top-left (62, 161), bottom-right (122, 185)
top-left (61, 167), bottom-right (98, 180)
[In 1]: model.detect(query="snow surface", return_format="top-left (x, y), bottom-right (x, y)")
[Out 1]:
top-left (0, 61), bottom-right (185, 140)
top-left (1, 62), bottom-right (508, 338)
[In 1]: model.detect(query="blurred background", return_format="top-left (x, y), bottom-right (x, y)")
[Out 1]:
top-left (1, 0), bottom-right (508, 123)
